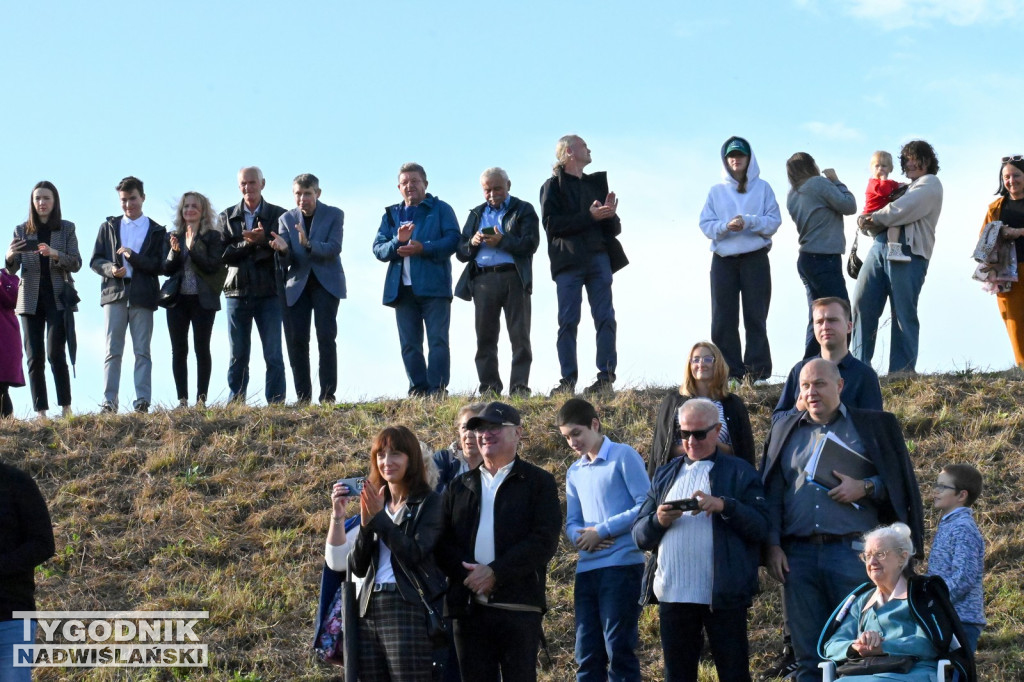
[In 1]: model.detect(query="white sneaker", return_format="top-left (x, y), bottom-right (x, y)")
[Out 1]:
top-left (887, 242), bottom-right (911, 262)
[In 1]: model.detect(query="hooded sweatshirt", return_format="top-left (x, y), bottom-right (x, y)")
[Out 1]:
top-left (699, 138), bottom-right (782, 257)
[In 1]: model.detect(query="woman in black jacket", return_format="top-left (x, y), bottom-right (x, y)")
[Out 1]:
top-left (5, 181), bottom-right (81, 419)
top-left (648, 340), bottom-right (755, 476)
top-left (163, 192), bottom-right (225, 407)
top-left (351, 426), bottom-right (446, 681)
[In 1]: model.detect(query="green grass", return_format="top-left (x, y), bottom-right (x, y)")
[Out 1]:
top-left (2, 372), bottom-right (1022, 681)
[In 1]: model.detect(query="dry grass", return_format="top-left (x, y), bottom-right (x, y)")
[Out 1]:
top-left (2, 371), bottom-right (1022, 681)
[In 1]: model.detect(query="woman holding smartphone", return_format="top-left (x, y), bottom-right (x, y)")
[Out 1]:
top-left (5, 181), bottom-right (81, 419)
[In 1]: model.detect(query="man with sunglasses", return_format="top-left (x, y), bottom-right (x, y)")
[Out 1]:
top-left (633, 398), bottom-right (768, 681)
top-left (760, 358), bottom-right (924, 681)
top-left (436, 401), bottom-right (561, 682)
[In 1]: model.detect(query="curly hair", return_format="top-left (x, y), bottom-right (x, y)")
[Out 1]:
top-left (899, 140), bottom-right (939, 176)
top-left (173, 192), bottom-right (217, 237)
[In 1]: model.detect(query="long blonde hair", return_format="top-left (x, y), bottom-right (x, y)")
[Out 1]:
top-left (173, 191), bottom-right (217, 237)
top-left (680, 341), bottom-right (730, 401)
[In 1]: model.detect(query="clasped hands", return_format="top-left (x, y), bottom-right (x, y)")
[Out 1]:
top-left (589, 192), bottom-right (618, 221)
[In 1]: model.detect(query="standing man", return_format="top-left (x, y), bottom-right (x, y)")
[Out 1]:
top-left (219, 166), bottom-right (287, 404)
top-left (373, 163), bottom-right (460, 396)
top-left (270, 173), bottom-right (345, 405)
top-left (90, 176), bottom-right (166, 413)
top-left (761, 359), bottom-right (924, 681)
top-left (437, 402), bottom-right (562, 682)
top-left (540, 135), bottom-right (628, 396)
top-left (633, 399), bottom-right (768, 682)
top-left (455, 167), bottom-right (540, 397)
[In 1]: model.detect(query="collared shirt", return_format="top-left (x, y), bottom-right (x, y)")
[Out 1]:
top-left (772, 405), bottom-right (884, 544)
top-left (772, 352), bottom-right (883, 425)
top-left (473, 459), bottom-right (515, 566)
top-left (120, 215), bottom-right (150, 278)
top-left (374, 503), bottom-right (406, 585)
top-left (475, 198), bottom-right (515, 268)
top-left (398, 204), bottom-right (417, 286)
top-left (243, 202), bottom-right (262, 231)
top-left (927, 506), bottom-right (986, 625)
top-left (864, 575), bottom-right (909, 610)
top-left (654, 457), bottom-right (714, 604)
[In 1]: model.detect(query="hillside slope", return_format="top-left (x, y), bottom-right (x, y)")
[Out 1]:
top-left (2, 371), bottom-right (1022, 681)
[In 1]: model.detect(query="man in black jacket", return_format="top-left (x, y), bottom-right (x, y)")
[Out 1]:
top-left (540, 135), bottom-right (627, 396)
top-left (455, 168), bottom-right (540, 397)
top-left (218, 167), bottom-right (287, 404)
top-left (90, 176), bottom-right (167, 413)
top-left (437, 401), bottom-right (561, 682)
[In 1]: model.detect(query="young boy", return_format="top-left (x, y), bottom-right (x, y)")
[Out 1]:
top-left (558, 398), bottom-right (650, 682)
top-left (859, 150), bottom-right (910, 262)
top-left (928, 463), bottom-right (986, 655)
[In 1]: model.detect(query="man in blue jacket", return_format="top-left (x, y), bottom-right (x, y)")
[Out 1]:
top-left (270, 174), bottom-right (345, 404)
top-left (633, 398), bottom-right (768, 682)
top-left (373, 163), bottom-right (460, 397)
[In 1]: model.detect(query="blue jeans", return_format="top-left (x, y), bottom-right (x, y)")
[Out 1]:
top-left (0, 619), bottom-right (35, 682)
top-left (711, 248), bottom-right (772, 381)
top-left (226, 295), bottom-right (286, 404)
top-left (394, 286), bottom-right (450, 394)
top-left (961, 622), bottom-right (982, 656)
top-left (574, 564), bottom-right (643, 682)
top-left (782, 539), bottom-right (867, 682)
top-left (796, 252), bottom-right (849, 359)
top-left (851, 234), bottom-right (929, 373)
top-left (554, 251), bottom-right (617, 383)
top-left (284, 276), bottom-right (339, 403)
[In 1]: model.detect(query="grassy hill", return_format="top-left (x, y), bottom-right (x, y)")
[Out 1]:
top-left (3, 370), bottom-right (1022, 681)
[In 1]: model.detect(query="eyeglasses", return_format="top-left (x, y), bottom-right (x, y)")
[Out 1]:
top-left (679, 424), bottom-right (719, 441)
top-left (858, 549), bottom-right (898, 563)
top-left (1002, 155), bottom-right (1024, 163)
top-left (690, 356), bottom-right (715, 365)
top-left (932, 483), bottom-right (958, 493)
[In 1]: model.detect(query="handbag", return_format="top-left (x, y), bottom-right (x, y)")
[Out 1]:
top-left (158, 275), bottom-right (181, 309)
top-left (836, 654), bottom-right (917, 676)
top-left (315, 556), bottom-right (359, 672)
top-left (846, 231), bottom-right (863, 280)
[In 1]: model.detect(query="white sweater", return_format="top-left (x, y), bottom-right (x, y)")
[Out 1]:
top-left (699, 150), bottom-right (782, 257)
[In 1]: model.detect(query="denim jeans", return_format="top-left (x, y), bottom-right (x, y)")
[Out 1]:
top-left (782, 539), bottom-right (867, 682)
top-left (284, 276), bottom-right (340, 403)
top-left (0, 619), bottom-right (35, 682)
top-left (574, 564), bottom-right (643, 682)
top-left (710, 248), bottom-right (772, 381)
top-left (851, 234), bottom-right (929, 373)
top-left (103, 298), bottom-right (153, 409)
top-left (796, 252), bottom-right (849, 359)
top-left (961, 622), bottom-right (982, 657)
top-left (554, 251), bottom-right (617, 384)
top-left (659, 602), bottom-right (751, 682)
top-left (225, 295), bottom-right (286, 404)
top-left (394, 286), bottom-right (451, 394)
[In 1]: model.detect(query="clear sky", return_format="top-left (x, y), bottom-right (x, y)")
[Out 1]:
top-left (3, 0), bottom-right (1022, 414)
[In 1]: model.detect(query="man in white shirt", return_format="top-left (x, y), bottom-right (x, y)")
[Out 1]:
top-left (436, 402), bottom-right (561, 682)
top-left (89, 177), bottom-right (167, 413)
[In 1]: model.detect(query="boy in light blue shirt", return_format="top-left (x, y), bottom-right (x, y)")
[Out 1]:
top-left (558, 398), bottom-right (650, 682)
top-left (928, 462), bottom-right (986, 655)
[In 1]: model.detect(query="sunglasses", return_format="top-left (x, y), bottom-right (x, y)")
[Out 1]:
top-left (1002, 155), bottom-right (1024, 163)
top-left (679, 424), bottom-right (718, 441)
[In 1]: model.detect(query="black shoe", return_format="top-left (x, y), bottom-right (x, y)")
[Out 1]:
top-left (134, 401), bottom-right (150, 414)
top-left (758, 646), bottom-right (798, 680)
top-left (478, 385), bottom-right (502, 398)
top-left (548, 378), bottom-right (576, 397)
top-left (100, 402), bottom-right (117, 414)
top-left (583, 378), bottom-right (614, 396)
top-left (509, 385), bottom-right (531, 398)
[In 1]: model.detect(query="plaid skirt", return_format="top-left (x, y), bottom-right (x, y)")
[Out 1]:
top-left (357, 589), bottom-right (433, 681)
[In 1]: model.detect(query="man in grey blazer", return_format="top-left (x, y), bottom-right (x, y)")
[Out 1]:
top-left (270, 173), bottom-right (345, 404)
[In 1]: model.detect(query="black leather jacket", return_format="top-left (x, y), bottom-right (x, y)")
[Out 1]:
top-left (218, 200), bottom-right (286, 298)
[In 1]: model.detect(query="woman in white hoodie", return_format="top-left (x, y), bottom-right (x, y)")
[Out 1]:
top-left (699, 136), bottom-right (782, 383)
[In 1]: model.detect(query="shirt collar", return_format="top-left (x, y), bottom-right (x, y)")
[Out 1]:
top-left (865, 575), bottom-right (908, 609)
top-left (940, 506), bottom-right (972, 523)
top-left (799, 403), bottom-right (848, 426)
top-left (244, 202), bottom-right (262, 217)
top-left (483, 197), bottom-right (511, 214)
top-left (481, 458), bottom-right (515, 482)
top-left (581, 437), bottom-right (611, 465)
top-left (122, 214), bottom-right (147, 226)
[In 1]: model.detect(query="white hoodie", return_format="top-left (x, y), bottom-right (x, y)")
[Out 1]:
top-left (699, 143), bottom-right (782, 257)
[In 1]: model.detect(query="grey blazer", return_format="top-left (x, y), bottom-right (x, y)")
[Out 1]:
top-left (5, 221), bottom-right (82, 315)
top-left (277, 201), bottom-right (346, 306)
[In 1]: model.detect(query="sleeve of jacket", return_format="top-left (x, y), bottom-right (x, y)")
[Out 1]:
top-left (718, 463), bottom-right (769, 544)
top-left (632, 470), bottom-right (670, 552)
top-left (6, 227), bottom-right (24, 273)
top-left (456, 210), bottom-right (480, 263)
top-left (309, 208), bottom-right (343, 262)
top-left (745, 183), bottom-right (782, 236)
top-left (489, 470), bottom-right (561, 585)
top-left (219, 211), bottom-right (250, 266)
top-left (724, 394), bottom-right (756, 467)
top-left (435, 481), bottom-right (469, 584)
top-left (883, 413), bottom-right (925, 556)
top-left (772, 365), bottom-right (802, 425)
top-left (981, 199), bottom-right (1002, 234)
top-left (420, 203), bottom-right (460, 262)
top-left (0, 470), bottom-right (55, 575)
top-left (854, 369), bottom-right (884, 411)
top-left (540, 177), bottom-right (596, 238)
top-left (55, 222), bottom-right (83, 274)
top-left (649, 393), bottom-right (681, 478)
top-left (90, 223), bottom-right (117, 278)
top-left (499, 202), bottom-right (541, 257)
top-left (372, 211), bottom-right (400, 262)
top-left (760, 422), bottom-right (787, 547)
top-left (129, 229), bottom-right (168, 275)
top-left (189, 229), bottom-right (226, 274)
top-left (163, 238), bottom-right (183, 275)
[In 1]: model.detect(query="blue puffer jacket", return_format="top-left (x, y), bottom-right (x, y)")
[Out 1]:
top-left (372, 194), bottom-right (460, 305)
top-left (632, 450), bottom-right (768, 610)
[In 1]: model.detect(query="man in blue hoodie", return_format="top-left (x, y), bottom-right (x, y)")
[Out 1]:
top-left (373, 163), bottom-right (460, 396)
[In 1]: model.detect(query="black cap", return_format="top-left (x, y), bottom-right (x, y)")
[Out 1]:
top-left (465, 402), bottom-right (521, 430)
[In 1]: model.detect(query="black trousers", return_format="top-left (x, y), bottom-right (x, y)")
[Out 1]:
top-left (284, 275), bottom-right (339, 403)
top-left (472, 269), bottom-right (532, 394)
top-left (659, 602), bottom-right (751, 682)
top-left (166, 294), bottom-right (217, 402)
top-left (710, 248), bottom-right (772, 381)
top-left (21, 293), bottom-right (71, 411)
top-left (454, 606), bottom-right (542, 682)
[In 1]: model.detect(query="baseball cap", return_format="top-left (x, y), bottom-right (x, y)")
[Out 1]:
top-left (465, 402), bottom-right (521, 430)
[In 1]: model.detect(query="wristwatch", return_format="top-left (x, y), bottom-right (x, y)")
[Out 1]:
top-left (863, 479), bottom-right (875, 497)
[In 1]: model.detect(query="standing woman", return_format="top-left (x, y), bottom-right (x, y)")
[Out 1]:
top-left (163, 192), bottom-right (225, 407)
top-left (699, 136), bottom-right (782, 383)
top-left (0, 267), bottom-right (25, 418)
top-left (982, 156), bottom-right (1024, 366)
top-left (351, 426), bottom-right (446, 680)
top-left (785, 153), bottom-right (857, 358)
top-left (4, 181), bottom-right (81, 419)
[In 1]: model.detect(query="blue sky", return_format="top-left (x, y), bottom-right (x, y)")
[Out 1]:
top-left (2, 0), bottom-right (1021, 414)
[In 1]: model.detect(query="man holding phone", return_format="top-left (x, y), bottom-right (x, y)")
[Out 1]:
top-left (632, 398), bottom-right (768, 681)
top-left (455, 168), bottom-right (540, 397)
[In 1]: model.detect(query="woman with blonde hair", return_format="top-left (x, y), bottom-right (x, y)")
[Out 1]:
top-left (162, 192), bottom-right (225, 407)
top-left (648, 340), bottom-right (754, 476)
